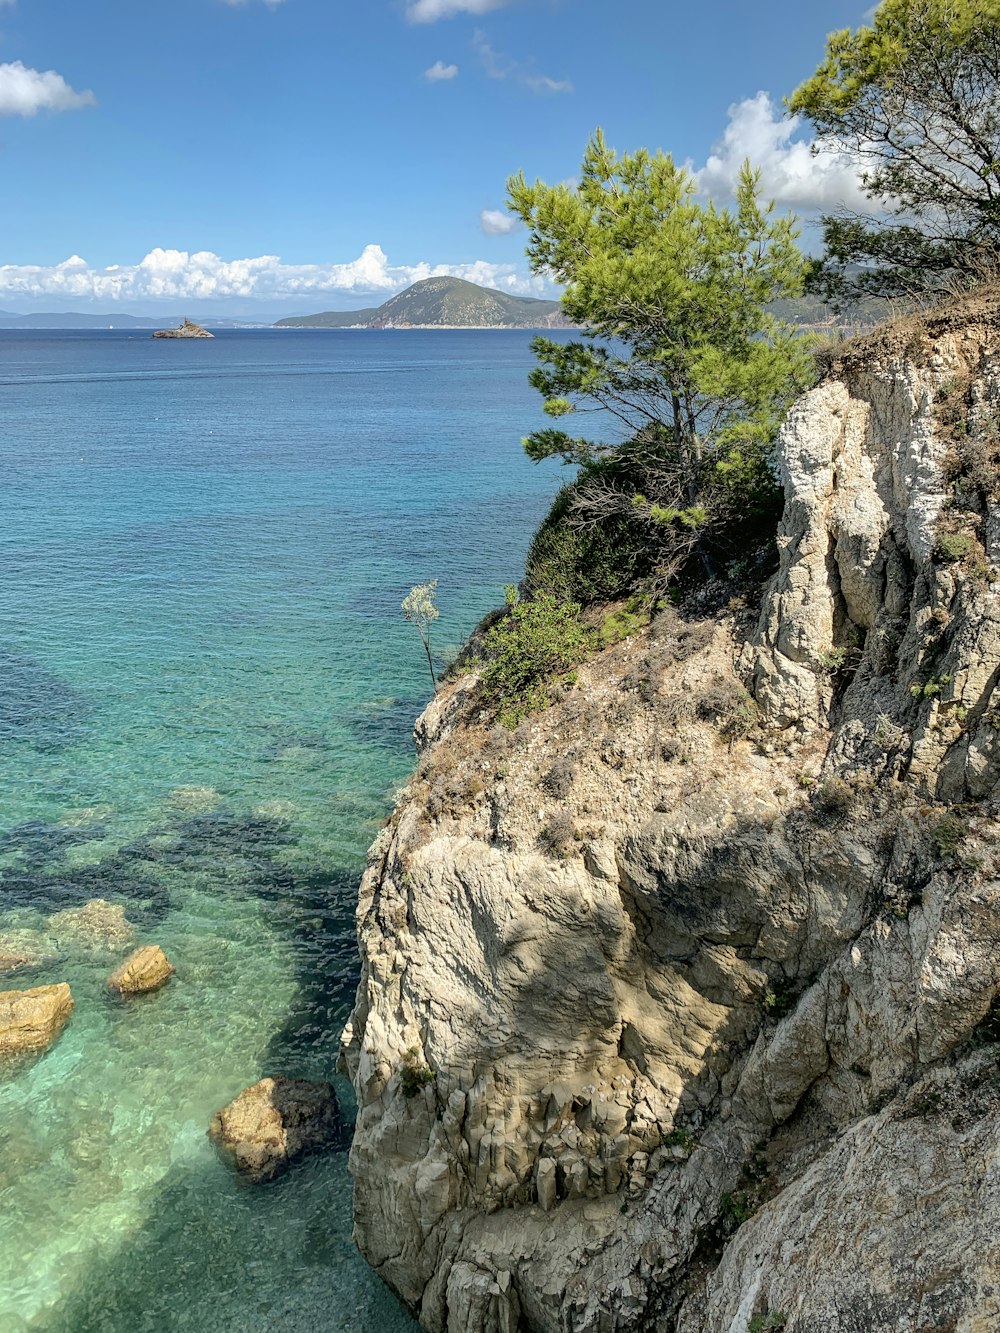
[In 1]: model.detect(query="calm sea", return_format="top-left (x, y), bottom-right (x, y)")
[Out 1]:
top-left (0, 329), bottom-right (563, 1331)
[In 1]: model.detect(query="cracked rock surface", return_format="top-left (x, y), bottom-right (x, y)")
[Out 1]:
top-left (340, 294), bottom-right (1000, 1331)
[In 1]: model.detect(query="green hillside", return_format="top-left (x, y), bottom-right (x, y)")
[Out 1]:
top-left (274, 276), bottom-right (567, 329)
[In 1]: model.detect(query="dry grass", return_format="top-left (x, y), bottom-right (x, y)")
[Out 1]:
top-left (814, 281), bottom-right (1000, 379)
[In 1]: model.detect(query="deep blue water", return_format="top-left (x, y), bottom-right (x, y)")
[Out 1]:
top-left (0, 329), bottom-right (564, 1330)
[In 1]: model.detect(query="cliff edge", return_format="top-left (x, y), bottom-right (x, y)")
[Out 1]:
top-left (340, 291), bottom-right (1000, 1332)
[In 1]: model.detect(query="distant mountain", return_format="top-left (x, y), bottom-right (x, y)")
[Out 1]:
top-left (275, 276), bottom-right (570, 329)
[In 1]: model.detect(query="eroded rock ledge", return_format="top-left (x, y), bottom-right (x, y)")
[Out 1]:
top-left (340, 293), bottom-right (1000, 1332)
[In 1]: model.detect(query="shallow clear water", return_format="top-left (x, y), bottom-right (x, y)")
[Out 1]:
top-left (0, 329), bottom-right (562, 1331)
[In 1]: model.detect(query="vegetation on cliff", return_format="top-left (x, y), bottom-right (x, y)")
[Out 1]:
top-left (790, 0), bottom-right (1000, 300)
top-left (507, 137), bottom-right (813, 602)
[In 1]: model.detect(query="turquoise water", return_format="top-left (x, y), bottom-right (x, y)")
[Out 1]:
top-left (0, 330), bottom-right (562, 1330)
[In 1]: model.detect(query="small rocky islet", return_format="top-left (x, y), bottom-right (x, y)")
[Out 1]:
top-left (152, 319), bottom-right (214, 339)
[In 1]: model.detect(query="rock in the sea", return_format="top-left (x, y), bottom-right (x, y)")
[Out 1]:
top-left (209, 1077), bottom-right (340, 1182)
top-left (47, 899), bottom-right (134, 955)
top-left (152, 319), bottom-right (214, 339)
top-left (108, 945), bottom-right (174, 995)
top-left (0, 983), bottom-right (73, 1056)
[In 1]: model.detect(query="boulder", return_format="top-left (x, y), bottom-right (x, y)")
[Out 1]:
top-left (209, 1077), bottom-right (340, 1182)
top-left (108, 945), bottom-right (174, 996)
top-left (0, 983), bottom-right (73, 1057)
top-left (47, 899), bottom-right (134, 955)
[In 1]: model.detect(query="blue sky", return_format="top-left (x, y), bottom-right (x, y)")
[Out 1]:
top-left (0, 0), bottom-right (874, 315)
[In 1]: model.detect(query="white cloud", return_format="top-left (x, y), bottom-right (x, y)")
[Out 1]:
top-left (425, 60), bottom-right (459, 81)
top-left (408, 0), bottom-right (507, 21)
top-left (0, 61), bottom-right (95, 116)
top-left (480, 208), bottom-right (518, 235)
top-left (220, 0), bottom-right (287, 7)
top-left (693, 92), bottom-right (869, 213)
top-left (472, 31), bottom-right (572, 94)
top-left (0, 244), bottom-right (553, 304)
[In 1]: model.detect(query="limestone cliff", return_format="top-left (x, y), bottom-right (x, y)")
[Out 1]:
top-left (340, 291), bottom-right (1000, 1332)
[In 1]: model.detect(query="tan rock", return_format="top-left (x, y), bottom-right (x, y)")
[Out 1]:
top-left (108, 945), bottom-right (174, 996)
top-left (47, 899), bottom-right (134, 955)
top-left (209, 1077), bottom-right (339, 1182)
top-left (0, 983), bottom-right (73, 1057)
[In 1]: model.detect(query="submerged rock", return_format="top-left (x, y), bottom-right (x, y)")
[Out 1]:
top-left (165, 784), bottom-right (223, 814)
top-left (0, 983), bottom-right (73, 1056)
top-left (0, 930), bottom-right (61, 977)
top-left (209, 1077), bottom-right (340, 1182)
top-left (47, 899), bottom-right (134, 955)
top-left (108, 944), bottom-right (174, 995)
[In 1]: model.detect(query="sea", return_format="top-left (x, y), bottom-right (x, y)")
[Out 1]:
top-left (0, 328), bottom-right (565, 1331)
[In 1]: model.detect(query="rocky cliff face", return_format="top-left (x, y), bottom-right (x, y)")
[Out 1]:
top-left (340, 293), bottom-right (1000, 1332)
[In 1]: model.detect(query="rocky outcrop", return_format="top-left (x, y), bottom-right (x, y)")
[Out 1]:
top-left (108, 945), bottom-right (174, 995)
top-left (0, 983), bottom-right (74, 1057)
top-left (152, 319), bottom-right (214, 339)
top-left (340, 291), bottom-right (1000, 1331)
top-left (209, 1077), bottom-right (340, 1182)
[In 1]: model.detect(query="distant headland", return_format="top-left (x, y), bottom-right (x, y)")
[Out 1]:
top-left (152, 319), bottom-right (214, 339)
top-left (273, 276), bottom-right (574, 330)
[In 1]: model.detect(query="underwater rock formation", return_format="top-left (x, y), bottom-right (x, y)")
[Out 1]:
top-left (0, 930), bottom-right (61, 977)
top-left (340, 291), bottom-right (1000, 1331)
top-left (47, 899), bottom-right (134, 955)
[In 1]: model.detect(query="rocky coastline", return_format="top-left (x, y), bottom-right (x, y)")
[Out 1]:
top-left (340, 292), bottom-right (1000, 1331)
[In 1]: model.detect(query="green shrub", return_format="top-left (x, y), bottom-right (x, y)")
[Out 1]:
top-left (524, 481), bottom-right (651, 604)
top-left (749, 1316), bottom-right (788, 1333)
top-left (399, 1046), bottom-right (435, 1098)
top-left (935, 530), bottom-right (976, 562)
top-left (478, 588), bottom-right (595, 728)
top-left (600, 596), bottom-right (652, 646)
top-left (660, 1127), bottom-right (697, 1153)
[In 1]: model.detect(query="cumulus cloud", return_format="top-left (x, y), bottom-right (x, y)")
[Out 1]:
top-left (693, 92), bottom-right (869, 214)
top-left (408, 0), bottom-right (507, 21)
top-left (480, 208), bottom-right (518, 235)
top-left (0, 61), bottom-right (95, 116)
top-left (0, 244), bottom-right (553, 304)
top-left (425, 60), bottom-right (459, 81)
top-left (472, 31), bottom-right (572, 94)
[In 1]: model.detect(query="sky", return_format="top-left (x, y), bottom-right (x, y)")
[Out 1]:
top-left (0, 0), bottom-right (877, 317)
